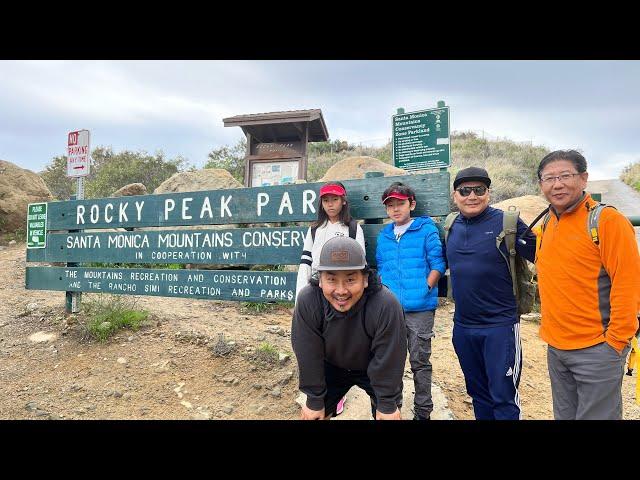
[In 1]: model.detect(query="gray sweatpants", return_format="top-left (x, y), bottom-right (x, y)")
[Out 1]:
top-left (405, 310), bottom-right (435, 418)
top-left (547, 342), bottom-right (631, 420)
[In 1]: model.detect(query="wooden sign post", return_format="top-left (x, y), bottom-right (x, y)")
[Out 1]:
top-left (223, 109), bottom-right (329, 187)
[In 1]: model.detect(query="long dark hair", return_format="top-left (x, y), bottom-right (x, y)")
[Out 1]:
top-left (313, 181), bottom-right (353, 228)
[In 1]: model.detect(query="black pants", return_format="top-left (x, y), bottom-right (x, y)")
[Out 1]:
top-left (324, 361), bottom-right (377, 419)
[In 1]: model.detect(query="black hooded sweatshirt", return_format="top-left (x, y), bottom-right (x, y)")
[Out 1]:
top-left (291, 270), bottom-right (407, 414)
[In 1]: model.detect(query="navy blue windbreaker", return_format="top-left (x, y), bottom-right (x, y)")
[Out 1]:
top-left (445, 206), bottom-right (536, 327)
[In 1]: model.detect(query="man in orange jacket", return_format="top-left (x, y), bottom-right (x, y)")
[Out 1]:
top-left (536, 150), bottom-right (640, 420)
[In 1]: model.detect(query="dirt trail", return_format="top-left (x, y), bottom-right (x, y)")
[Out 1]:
top-left (588, 179), bottom-right (640, 244)
top-left (1, 240), bottom-right (638, 420)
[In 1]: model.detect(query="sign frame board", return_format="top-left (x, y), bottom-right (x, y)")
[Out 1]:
top-left (67, 129), bottom-right (91, 177)
top-left (392, 106), bottom-right (450, 171)
top-left (250, 159), bottom-right (301, 187)
top-left (26, 202), bottom-right (47, 249)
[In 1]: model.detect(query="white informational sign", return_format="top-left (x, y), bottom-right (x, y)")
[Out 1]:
top-left (67, 130), bottom-right (91, 177)
top-left (251, 160), bottom-right (299, 187)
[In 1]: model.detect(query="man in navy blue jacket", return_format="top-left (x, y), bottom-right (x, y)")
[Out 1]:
top-left (446, 167), bottom-right (536, 420)
top-left (376, 182), bottom-right (446, 420)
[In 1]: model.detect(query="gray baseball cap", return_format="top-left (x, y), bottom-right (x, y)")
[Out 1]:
top-left (316, 236), bottom-right (367, 271)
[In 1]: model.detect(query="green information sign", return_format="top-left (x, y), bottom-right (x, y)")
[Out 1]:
top-left (27, 203), bottom-right (47, 249)
top-left (26, 266), bottom-right (297, 303)
top-left (393, 106), bottom-right (450, 171)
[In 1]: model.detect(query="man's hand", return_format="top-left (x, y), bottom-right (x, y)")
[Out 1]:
top-left (376, 407), bottom-right (402, 420)
top-left (301, 404), bottom-right (326, 420)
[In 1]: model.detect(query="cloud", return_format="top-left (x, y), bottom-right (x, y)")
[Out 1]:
top-left (1, 60), bottom-right (639, 178)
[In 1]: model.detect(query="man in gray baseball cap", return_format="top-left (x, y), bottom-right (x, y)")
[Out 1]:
top-left (291, 236), bottom-right (407, 420)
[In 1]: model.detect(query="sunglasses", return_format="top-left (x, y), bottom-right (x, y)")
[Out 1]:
top-left (456, 186), bottom-right (488, 197)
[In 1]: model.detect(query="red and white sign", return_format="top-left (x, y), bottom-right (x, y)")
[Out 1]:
top-left (67, 129), bottom-right (91, 177)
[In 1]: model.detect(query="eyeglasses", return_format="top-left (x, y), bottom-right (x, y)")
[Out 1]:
top-left (539, 173), bottom-right (581, 185)
top-left (456, 186), bottom-right (488, 197)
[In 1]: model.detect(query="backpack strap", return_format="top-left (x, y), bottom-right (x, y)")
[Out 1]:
top-left (313, 220), bottom-right (357, 242)
top-left (443, 212), bottom-right (459, 244)
top-left (496, 207), bottom-right (519, 298)
top-left (348, 219), bottom-right (357, 240)
top-left (587, 202), bottom-right (615, 246)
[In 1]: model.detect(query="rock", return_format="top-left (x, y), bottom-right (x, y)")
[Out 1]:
top-left (278, 353), bottom-right (290, 365)
top-left (154, 359), bottom-right (175, 373)
top-left (270, 386), bottom-right (282, 398)
top-left (173, 383), bottom-right (185, 393)
top-left (320, 156), bottom-right (406, 181)
top-left (0, 160), bottom-right (53, 232)
top-left (28, 331), bottom-right (56, 343)
top-left (492, 195), bottom-right (549, 226)
top-left (111, 183), bottom-right (147, 197)
top-left (252, 383), bottom-right (262, 390)
top-left (222, 405), bottom-right (233, 414)
top-left (280, 371), bottom-right (294, 385)
top-left (154, 168), bottom-right (242, 194)
top-left (192, 411), bottom-right (211, 420)
top-left (26, 302), bottom-right (38, 311)
top-left (463, 398), bottom-right (473, 405)
top-left (295, 393), bottom-right (306, 407)
top-left (266, 326), bottom-right (285, 336)
top-left (123, 392), bottom-right (132, 400)
top-left (8, 240), bottom-right (16, 245)
top-left (127, 336), bottom-right (134, 342)
top-left (117, 357), bottom-right (127, 364)
top-left (70, 384), bottom-right (82, 392)
top-left (521, 313), bottom-right (541, 322)
top-left (113, 391), bottom-right (123, 398)
top-left (251, 404), bottom-right (266, 416)
top-left (25, 401), bottom-right (38, 412)
top-left (222, 377), bottom-right (237, 384)
top-left (181, 401), bottom-right (193, 410)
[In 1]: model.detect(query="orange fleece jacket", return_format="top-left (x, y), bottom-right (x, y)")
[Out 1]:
top-left (536, 193), bottom-right (640, 353)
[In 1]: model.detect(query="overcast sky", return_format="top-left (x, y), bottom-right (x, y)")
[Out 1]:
top-left (1, 60), bottom-right (638, 180)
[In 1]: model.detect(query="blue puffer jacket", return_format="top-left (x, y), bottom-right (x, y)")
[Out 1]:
top-left (376, 216), bottom-right (446, 312)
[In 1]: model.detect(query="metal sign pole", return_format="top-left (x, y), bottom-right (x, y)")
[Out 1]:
top-left (65, 129), bottom-right (90, 314)
top-left (65, 177), bottom-right (83, 314)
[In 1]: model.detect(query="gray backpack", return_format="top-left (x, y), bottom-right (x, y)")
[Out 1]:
top-left (443, 206), bottom-right (536, 315)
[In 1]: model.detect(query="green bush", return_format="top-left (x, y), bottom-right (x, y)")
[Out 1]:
top-left (40, 147), bottom-right (185, 200)
top-left (254, 342), bottom-right (279, 364)
top-left (82, 294), bottom-right (148, 342)
top-left (621, 161), bottom-right (640, 192)
top-left (241, 302), bottom-right (277, 314)
top-left (205, 138), bottom-right (246, 183)
top-left (305, 133), bottom-right (548, 200)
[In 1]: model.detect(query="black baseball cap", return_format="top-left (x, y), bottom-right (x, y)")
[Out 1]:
top-left (453, 166), bottom-right (491, 190)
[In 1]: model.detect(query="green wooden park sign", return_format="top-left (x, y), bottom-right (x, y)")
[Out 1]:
top-left (393, 106), bottom-right (451, 171)
top-left (27, 203), bottom-right (47, 249)
top-left (26, 172), bottom-right (451, 306)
